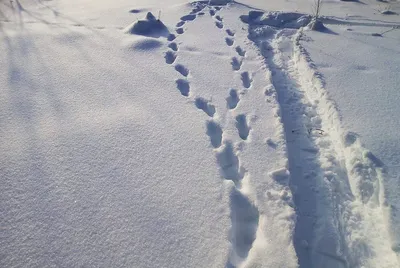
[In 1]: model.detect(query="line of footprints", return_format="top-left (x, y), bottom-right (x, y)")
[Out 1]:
top-left (165, 4), bottom-right (253, 144)
top-left (164, 4), bottom-right (259, 266)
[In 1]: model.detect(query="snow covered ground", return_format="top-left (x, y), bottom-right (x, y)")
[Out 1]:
top-left (1, 0), bottom-right (399, 267)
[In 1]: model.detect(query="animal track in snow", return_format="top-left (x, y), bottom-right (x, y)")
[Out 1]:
top-left (206, 120), bottom-right (223, 148)
top-left (225, 37), bottom-right (234, 46)
top-left (209, 9), bottom-right (216, 16)
top-left (215, 15), bottom-right (223, 22)
top-left (241, 71), bottom-right (252, 89)
top-left (226, 89), bottom-right (240, 110)
top-left (215, 21), bottom-right (223, 29)
top-left (168, 42), bottom-right (178, 52)
top-left (175, 64), bottom-right (189, 77)
top-left (226, 29), bottom-right (235, 36)
top-left (235, 46), bottom-right (246, 57)
top-left (175, 79), bottom-right (190, 97)
top-left (176, 28), bottom-right (184, 34)
top-left (216, 142), bottom-right (244, 183)
top-left (176, 21), bottom-right (185, 27)
top-left (231, 57), bottom-right (242, 71)
top-left (195, 97), bottom-right (215, 117)
top-left (167, 34), bottom-right (176, 41)
top-left (165, 51), bottom-right (177, 64)
top-left (235, 114), bottom-right (250, 140)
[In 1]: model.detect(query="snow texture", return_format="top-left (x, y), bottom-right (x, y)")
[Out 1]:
top-left (1, 0), bottom-right (400, 268)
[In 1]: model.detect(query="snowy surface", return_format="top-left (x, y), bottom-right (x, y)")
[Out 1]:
top-left (1, 0), bottom-right (400, 267)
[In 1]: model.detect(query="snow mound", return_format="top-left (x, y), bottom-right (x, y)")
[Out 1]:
top-left (241, 11), bottom-right (312, 29)
top-left (127, 37), bottom-right (163, 51)
top-left (124, 12), bottom-right (168, 37)
top-left (307, 19), bottom-right (327, 31)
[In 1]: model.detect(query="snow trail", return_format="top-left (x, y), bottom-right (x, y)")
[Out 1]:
top-left (248, 19), bottom-right (399, 267)
top-left (162, 4), bottom-right (266, 267)
top-left (249, 26), bottom-right (348, 267)
top-left (293, 29), bottom-right (399, 267)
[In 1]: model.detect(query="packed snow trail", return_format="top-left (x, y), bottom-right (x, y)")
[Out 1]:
top-left (245, 11), bottom-right (399, 267)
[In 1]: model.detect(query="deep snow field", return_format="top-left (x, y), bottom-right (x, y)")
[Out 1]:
top-left (1, 0), bottom-right (400, 267)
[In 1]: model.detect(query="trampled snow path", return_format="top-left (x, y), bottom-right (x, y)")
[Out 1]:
top-left (248, 23), bottom-right (399, 268)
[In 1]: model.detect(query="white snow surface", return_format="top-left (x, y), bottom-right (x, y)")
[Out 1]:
top-left (1, 0), bottom-right (400, 267)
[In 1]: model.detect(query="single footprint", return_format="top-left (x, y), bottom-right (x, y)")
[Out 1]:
top-left (226, 29), bottom-right (235, 36)
top-left (215, 7), bottom-right (222, 11)
top-left (165, 51), bottom-right (177, 64)
top-left (226, 89), bottom-right (240, 109)
top-left (236, 114), bottom-right (250, 140)
top-left (176, 21), bottom-right (185, 27)
top-left (175, 64), bottom-right (189, 77)
top-left (168, 42), bottom-right (178, 52)
top-left (206, 120), bottom-right (223, 148)
top-left (215, 21), bottom-right (223, 29)
top-left (168, 34), bottom-right (176, 41)
top-left (231, 57), bottom-right (242, 71)
top-left (225, 37), bottom-right (234, 46)
top-left (241, 72), bottom-right (252, 89)
top-left (181, 14), bottom-right (196, 21)
top-left (176, 28), bottom-right (184, 34)
top-left (216, 141), bottom-right (243, 181)
top-left (209, 9), bottom-right (216, 16)
top-left (228, 188), bottom-right (259, 259)
top-left (195, 97), bottom-right (216, 117)
top-left (215, 15), bottom-right (223, 22)
top-left (344, 132), bottom-right (358, 147)
top-left (235, 46), bottom-right (246, 57)
top-left (176, 79), bottom-right (190, 96)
